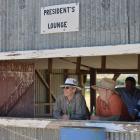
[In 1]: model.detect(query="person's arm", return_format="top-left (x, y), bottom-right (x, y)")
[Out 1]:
top-left (70, 94), bottom-right (88, 120)
top-left (53, 96), bottom-right (63, 119)
top-left (110, 94), bottom-right (123, 115)
top-left (96, 97), bottom-right (100, 115)
top-left (91, 115), bottom-right (120, 121)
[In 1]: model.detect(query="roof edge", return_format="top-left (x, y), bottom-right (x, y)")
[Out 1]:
top-left (0, 43), bottom-right (140, 60)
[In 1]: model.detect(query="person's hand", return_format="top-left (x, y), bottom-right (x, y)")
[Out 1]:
top-left (62, 114), bottom-right (70, 120)
top-left (130, 114), bottom-right (136, 121)
top-left (90, 115), bottom-right (100, 120)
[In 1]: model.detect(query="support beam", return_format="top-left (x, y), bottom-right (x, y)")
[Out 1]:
top-left (76, 57), bottom-right (82, 86)
top-left (76, 57), bottom-right (81, 74)
top-left (101, 56), bottom-right (106, 71)
top-left (63, 69), bottom-right (68, 81)
top-left (112, 73), bottom-right (121, 81)
top-left (48, 58), bottom-right (53, 115)
top-left (60, 58), bottom-right (138, 74)
top-left (90, 68), bottom-right (96, 113)
top-left (48, 58), bottom-right (52, 73)
top-left (46, 70), bottom-right (52, 115)
top-left (59, 57), bottom-right (91, 70)
top-left (96, 69), bottom-right (138, 74)
top-left (138, 55), bottom-right (140, 84)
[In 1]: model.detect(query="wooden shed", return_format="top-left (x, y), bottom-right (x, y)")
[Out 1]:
top-left (0, 0), bottom-right (140, 139)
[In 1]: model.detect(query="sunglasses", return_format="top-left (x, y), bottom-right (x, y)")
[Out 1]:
top-left (63, 86), bottom-right (71, 89)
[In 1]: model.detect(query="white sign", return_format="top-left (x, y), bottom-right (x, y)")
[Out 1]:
top-left (41, 3), bottom-right (79, 34)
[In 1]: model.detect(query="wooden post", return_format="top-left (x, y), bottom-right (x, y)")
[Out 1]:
top-left (138, 55), bottom-right (140, 85)
top-left (90, 68), bottom-right (96, 113)
top-left (76, 57), bottom-right (82, 86)
top-left (48, 58), bottom-right (52, 116)
top-left (48, 58), bottom-right (52, 73)
top-left (101, 56), bottom-right (106, 72)
top-left (76, 57), bottom-right (81, 74)
top-left (63, 69), bottom-right (68, 81)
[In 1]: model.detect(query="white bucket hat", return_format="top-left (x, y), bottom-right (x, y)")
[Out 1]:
top-left (60, 78), bottom-right (81, 90)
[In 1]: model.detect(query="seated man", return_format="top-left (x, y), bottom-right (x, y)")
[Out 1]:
top-left (90, 78), bottom-right (131, 121)
top-left (53, 78), bottom-right (89, 120)
top-left (116, 77), bottom-right (140, 120)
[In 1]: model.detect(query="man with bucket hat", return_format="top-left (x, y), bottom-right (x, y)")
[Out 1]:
top-left (53, 78), bottom-right (89, 120)
top-left (90, 78), bottom-right (131, 121)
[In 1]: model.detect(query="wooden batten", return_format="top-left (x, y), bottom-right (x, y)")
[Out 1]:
top-left (35, 70), bottom-right (55, 102)
top-left (35, 70), bottom-right (49, 88)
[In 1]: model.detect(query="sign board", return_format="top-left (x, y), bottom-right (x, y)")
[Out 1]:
top-left (41, 3), bottom-right (79, 34)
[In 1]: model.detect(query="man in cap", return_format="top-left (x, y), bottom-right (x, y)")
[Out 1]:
top-left (53, 78), bottom-right (89, 120)
top-left (90, 78), bottom-right (131, 121)
top-left (116, 77), bottom-right (140, 120)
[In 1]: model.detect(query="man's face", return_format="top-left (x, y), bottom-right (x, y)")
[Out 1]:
top-left (125, 80), bottom-right (135, 91)
top-left (63, 86), bottom-right (76, 97)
